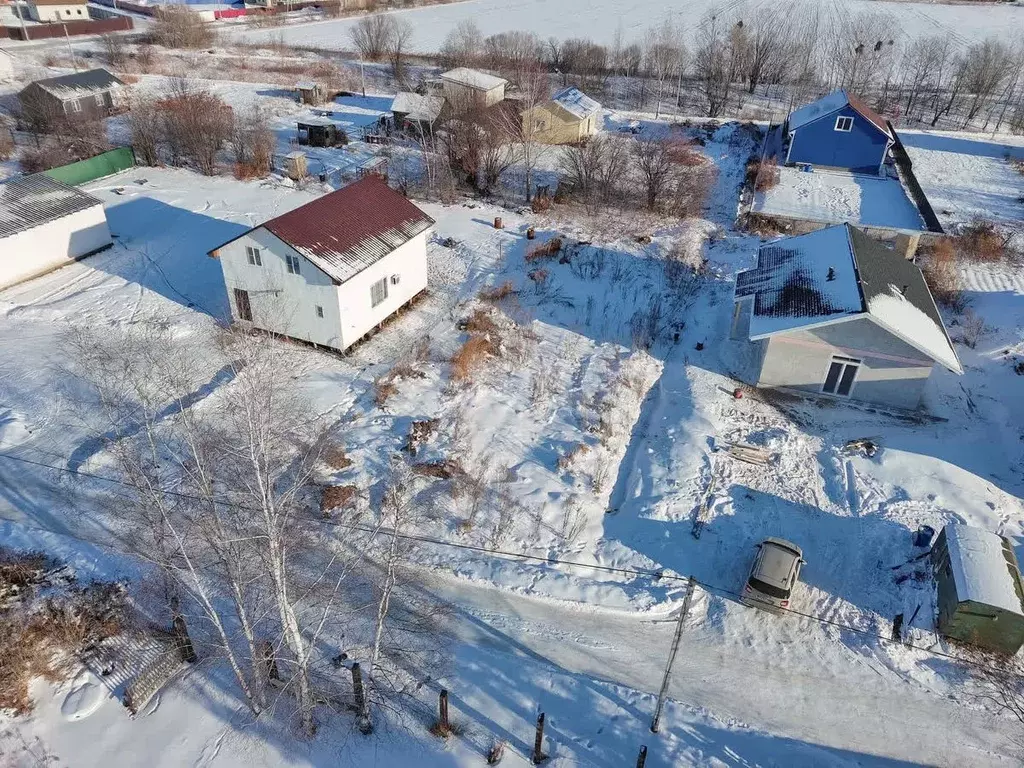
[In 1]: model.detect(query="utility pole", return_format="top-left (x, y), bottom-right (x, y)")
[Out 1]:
top-left (360, 60), bottom-right (366, 97)
top-left (15, 0), bottom-right (29, 41)
top-left (650, 576), bottom-right (696, 734)
top-left (63, 23), bottom-right (78, 71)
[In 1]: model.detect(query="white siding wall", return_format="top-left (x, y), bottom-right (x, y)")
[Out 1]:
top-left (335, 230), bottom-right (429, 347)
top-left (216, 228), bottom-right (344, 350)
top-left (216, 228), bottom-right (429, 352)
top-left (29, 3), bottom-right (88, 21)
top-left (443, 81), bottom-right (505, 112)
top-left (0, 205), bottom-right (111, 289)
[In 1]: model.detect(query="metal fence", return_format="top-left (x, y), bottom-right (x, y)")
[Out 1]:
top-left (44, 146), bottom-right (136, 186)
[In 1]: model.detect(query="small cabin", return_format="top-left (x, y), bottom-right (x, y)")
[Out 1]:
top-left (297, 118), bottom-right (346, 148)
top-left (296, 81), bottom-right (325, 105)
top-left (784, 90), bottom-right (893, 176)
top-left (932, 524), bottom-right (1024, 654)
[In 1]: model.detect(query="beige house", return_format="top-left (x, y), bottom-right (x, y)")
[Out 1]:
top-left (26, 0), bottom-right (89, 22)
top-left (440, 68), bottom-right (507, 113)
top-left (732, 224), bottom-right (961, 410)
top-left (523, 86), bottom-right (601, 145)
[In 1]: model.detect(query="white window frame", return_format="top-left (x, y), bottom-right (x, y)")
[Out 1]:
top-left (821, 355), bottom-right (861, 398)
top-left (94, 93), bottom-right (104, 106)
top-left (245, 245), bottom-right (262, 266)
top-left (370, 276), bottom-right (388, 308)
top-left (834, 115), bottom-right (854, 133)
top-left (285, 254), bottom-right (301, 275)
top-left (70, 99), bottom-right (82, 113)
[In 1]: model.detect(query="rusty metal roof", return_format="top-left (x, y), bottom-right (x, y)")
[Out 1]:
top-left (259, 176), bottom-right (434, 284)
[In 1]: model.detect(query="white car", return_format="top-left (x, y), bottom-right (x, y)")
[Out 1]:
top-left (741, 538), bottom-right (805, 614)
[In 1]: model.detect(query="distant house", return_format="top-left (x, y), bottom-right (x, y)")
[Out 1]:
top-left (0, 174), bottom-right (112, 290)
top-left (784, 90), bottom-right (893, 175)
top-left (26, 0), bottom-right (88, 22)
top-left (391, 92), bottom-right (445, 135)
top-left (440, 68), bottom-right (507, 113)
top-left (208, 176), bottom-right (434, 352)
top-left (522, 86), bottom-right (601, 145)
top-left (932, 524), bottom-right (1024, 654)
top-left (19, 68), bottom-right (124, 120)
top-left (731, 223), bottom-right (961, 410)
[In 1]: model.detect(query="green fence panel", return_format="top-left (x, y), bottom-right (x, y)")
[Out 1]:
top-left (44, 147), bottom-right (136, 186)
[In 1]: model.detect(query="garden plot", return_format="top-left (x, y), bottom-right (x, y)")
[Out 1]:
top-left (901, 129), bottom-right (1024, 232)
top-left (750, 165), bottom-right (927, 232)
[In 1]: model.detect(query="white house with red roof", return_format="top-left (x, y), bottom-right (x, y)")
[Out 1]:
top-left (209, 176), bottom-right (434, 352)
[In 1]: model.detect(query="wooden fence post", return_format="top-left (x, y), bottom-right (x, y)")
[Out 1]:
top-left (351, 662), bottom-right (372, 734)
top-left (636, 744), bottom-right (648, 768)
top-left (532, 712), bottom-right (547, 764)
top-left (439, 689), bottom-right (450, 734)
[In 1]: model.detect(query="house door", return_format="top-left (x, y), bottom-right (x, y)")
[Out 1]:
top-left (822, 356), bottom-right (860, 397)
top-left (234, 288), bottom-right (253, 322)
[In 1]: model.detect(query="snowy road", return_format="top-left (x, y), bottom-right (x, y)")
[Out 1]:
top-left (426, 573), bottom-right (1019, 767)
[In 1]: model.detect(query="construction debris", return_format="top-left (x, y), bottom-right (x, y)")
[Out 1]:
top-left (843, 437), bottom-right (880, 457)
top-left (716, 440), bottom-right (773, 466)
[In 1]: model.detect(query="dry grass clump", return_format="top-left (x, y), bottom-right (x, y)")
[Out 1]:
top-left (321, 485), bottom-right (358, 515)
top-left (451, 335), bottom-right (497, 382)
top-left (1, 550), bottom-right (126, 715)
top-left (479, 281), bottom-right (514, 303)
top-left (747, 156), bottom-right (780, 192)
top-left (528, 268), bottom-right (549, 285)
top-left (958, 220), bottom-right (1010, 263)
top-left (557, 442), bottom-right (590, 471)
top-left (462, 308), bottom-right (499, 336)
top-left (412, 459), bottom-right (466, 481)
top-left (403, 419), bottom-right (439, 456)
top-left (921, 238), bottom-right (963, 308)
top-left (323, 445), bottom-right (353, 471)
top-left (525, 237), bottom-right (564, 263)
top-left (374, 377), bottom-right (398, 408)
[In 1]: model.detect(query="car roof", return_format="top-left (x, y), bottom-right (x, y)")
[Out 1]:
top-left (754, 540), bottom-right (802, 587)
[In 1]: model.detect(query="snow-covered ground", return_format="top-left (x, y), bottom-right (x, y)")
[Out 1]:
top-left (2, 99), bottom-right (1024, 764)
top-left (750, 165), bottom-right (927, 231)
top-left (228, 0), bottom-right (1023, 52)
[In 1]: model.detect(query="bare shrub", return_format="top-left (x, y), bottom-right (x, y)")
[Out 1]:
top-left (160, 80), bottom-right (233, 175)
top-left (152, 6), bottom-right (216, 49)
top-left (232, 105), bottom-right (275, 179)
top-left (350, 14), bottom-right (398, 61)
top-left (135, 43), bottom-right (155, 72)
top-left (451, 335), bottom-right (496, 382)
top-left (559, 494), bottom-right (586, 542)
top-left (374, 377), bottom-right (398, 408)
top-left (557, 442), bottom-right (589, 471)
top-left (922, 238), bottom-right (963, 308)
top-left (462, 307), bottom-right (499, 336)
top-left (957, 308), bottom-right (985, 348)
top-left (958, 220), bottom-right (1010, 262)
top-left (100, 33), bottom-right (127, 66)
top-left (128, 94), bottom-right (162, 166)
top-left (321, 485), bottom-right (358, 515)
top-left (479, 281), bottom-right (514, 303)
top-left (525, 237), bottom-right (563, 263)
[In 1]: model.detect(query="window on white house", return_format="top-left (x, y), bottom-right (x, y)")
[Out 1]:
top-left (834, 116), bottom-right (854, 132)
top-left (285, 254), bottom-right (301, 275)
top-left (245, 246), bottom-right (262, 266)
top-left (315, 305), bottom-right (324, 318)
top-left (822, 356), bottom-right (860, 397)
top-left (370, 276), bottom-right (388, 308)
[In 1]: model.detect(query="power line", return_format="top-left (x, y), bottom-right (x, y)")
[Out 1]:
top-left (0, 449), bottom-right (992, 671)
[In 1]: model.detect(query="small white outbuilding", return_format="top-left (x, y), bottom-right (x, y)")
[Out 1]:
top-left (0, 174), bottom-right (113, 290)
top-left (0, 49), bottom-right (15, 82)
top-left (208, 175), bottom-right (434, 352)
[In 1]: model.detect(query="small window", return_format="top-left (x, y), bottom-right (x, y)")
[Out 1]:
top-left (285, 254), bottom-right (301, 275)
top-left (77, 8), bottom-right (83, 14)
top-left (315, 305), bottom-right (324, 318)
top-left (370, 276), bottom-right (388, 308)
top-left (94, 93), bottom-right (103, 106)
top-left (834, 116), bottom-right (854, 132)
top-left (246, 246), bottom-right (262, 266)
top-left (70, 99), bottom-right (82, 113)
top-left (822, 356), bottom-right (860, 397)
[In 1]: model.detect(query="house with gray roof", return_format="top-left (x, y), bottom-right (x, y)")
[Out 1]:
top-left (0, 173), bottom-right (112, 289)
top-left (19, 68), bottom-right (124, 121)
top-left (731, 223), bottom-right (961, 410)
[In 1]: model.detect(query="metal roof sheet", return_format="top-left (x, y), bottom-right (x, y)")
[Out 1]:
top-left (788, 90), bottom-right (890, 137)
top-left (440, 67), bottom-right (507, 91)
top-left (551, 86), bottom-right (601, 120)
top-left (0, 173), bottom-right (104, 240)
top-left (391, 92), bottom-right (445, 123)
top-left (29, 68), bottom-right (124, 100)
top-left (256, 176), bottom-right (434, 284)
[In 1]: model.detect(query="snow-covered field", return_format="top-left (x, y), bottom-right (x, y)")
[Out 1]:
top-left (227, 0), bottom-right (1024, 52)
top-left (2, 81), bottom-right (1024, 765)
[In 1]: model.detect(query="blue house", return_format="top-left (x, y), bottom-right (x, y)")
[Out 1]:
top-left (784, 91), bottom-right (893, 176)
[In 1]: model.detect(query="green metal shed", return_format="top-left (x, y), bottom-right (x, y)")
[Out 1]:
top-left (932, 524), bottom-right (1024, 654)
